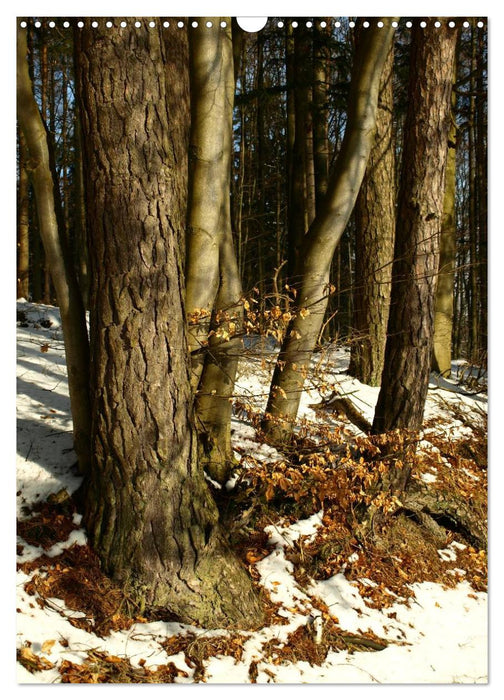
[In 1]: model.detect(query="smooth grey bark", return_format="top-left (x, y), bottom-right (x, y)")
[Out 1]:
top-left (186, 19), bottom-right (244, 483)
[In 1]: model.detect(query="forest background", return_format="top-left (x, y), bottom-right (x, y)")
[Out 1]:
top-left (4, 3), bottom-right (504, 696)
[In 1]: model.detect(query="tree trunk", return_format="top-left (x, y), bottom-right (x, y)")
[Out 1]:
top-left (185, 19), bottom-right (244, 483)
top-left (476, 24), bottom-right (487, 359)
top-left (263, 20), bottom-right (396, 444)
top-left (372, 22), bottom-right (458, 434)
top-left (312, 20), bottom-right (331, 210)
top-left (432, 63), bottom-right (457, 378)
top-left (185, 18), bottom-right (235, 387)
top-left (288, 25), bottom-right (314, 280)
top-left (75, 19), bottom-right (262, 628)
top-left (73, 114), bottom-right (89, 308)
top-left (17, 26), bottom-right (91, 473)
top-left (349, 40), bottom-right (395, 386)
top-left (468, 26), bottom-right (479, 360)
top-left (17, 128), bottom-right (30, 299)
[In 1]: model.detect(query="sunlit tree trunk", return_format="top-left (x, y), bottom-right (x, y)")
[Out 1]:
top-left (185, 19), bottom-right (244, 483)
top-left (17, 26), bottom-right (91, 472)
top-left (373, 21), bottom-right (458, 433)
top-left (75, 19), bottom-right (262, 627)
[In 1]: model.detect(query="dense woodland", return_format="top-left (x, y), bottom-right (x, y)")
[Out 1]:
top-left (16, 17), bottom-right (487, 631)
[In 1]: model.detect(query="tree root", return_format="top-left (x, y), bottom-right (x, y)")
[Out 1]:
top-left (309, 391), bottom-right (372, 434)
top-left (401, 481), bottom-right (487, 550)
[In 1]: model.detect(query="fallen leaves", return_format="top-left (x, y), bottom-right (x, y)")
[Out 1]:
top-left (59, 650), bottom-right (188, 684)
top-left (17, 647), bottom-right (54, 673)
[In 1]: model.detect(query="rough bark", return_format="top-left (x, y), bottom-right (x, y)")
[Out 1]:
top-left (17, 26), bottom-right (91, 472)
top-left (349, 40), bottom-right (395, 386)
top-left (372, 22), bottom-right (458, 434)
top-left (263, 20), bottom-right (397, 444)
top-left (75, 20), bottom-right (262, 628)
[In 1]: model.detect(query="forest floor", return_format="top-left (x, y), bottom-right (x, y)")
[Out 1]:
top-left (15, 301), bottom-right (488, 685)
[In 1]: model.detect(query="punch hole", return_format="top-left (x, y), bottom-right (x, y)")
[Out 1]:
top-left (236, 17), bottom-right (268, 33)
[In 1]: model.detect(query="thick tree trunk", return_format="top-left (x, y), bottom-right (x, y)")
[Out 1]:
top-left (349, 41), bottom-right (395, 386)
top-left (75, 20), bottom-right (262, 628)
top-left (372, 22), bottom-right (458, 434)
top-left (263, 20), bottom-right (396, 444)
top-left (17, 128), bottom-right (30, 299)
top-left (17, 26), bottom-right (91, 472)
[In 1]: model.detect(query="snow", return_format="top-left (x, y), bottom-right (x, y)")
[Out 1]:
top-left (14, 301), bottom-right (489, 686)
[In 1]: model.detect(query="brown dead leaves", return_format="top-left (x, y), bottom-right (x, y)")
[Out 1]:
top-left (59, 650), bottom-right (188, 683)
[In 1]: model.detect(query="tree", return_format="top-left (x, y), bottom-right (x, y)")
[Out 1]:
top-left (185, 18), bottom-right (244, 483)
top-left (74, 19), bottom-right (262, 628)
top-left (17, 25), bottom-right (91, 472)
top-left (349, 38), bottom-right (395, 386)
top-left (372, 21), bottom-right (458, 433)
top-left (432, 61), bottom-right (457, 378)
top-left (262, 19), bottom-right (397, 444)
top-left (17, 128), bottom-right (30, 299)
